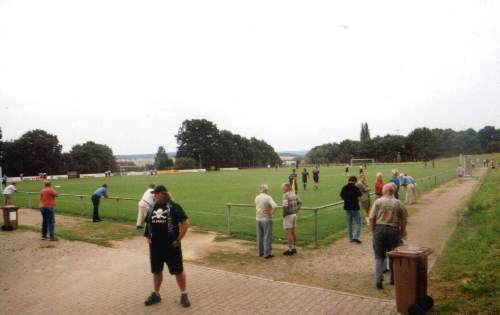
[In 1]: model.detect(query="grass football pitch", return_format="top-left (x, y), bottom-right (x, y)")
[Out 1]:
top-left (4, 159), bottom-right (459, 244)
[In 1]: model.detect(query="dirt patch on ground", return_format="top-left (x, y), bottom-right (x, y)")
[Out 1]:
top-left (190, 168), bottom-right (486, 299)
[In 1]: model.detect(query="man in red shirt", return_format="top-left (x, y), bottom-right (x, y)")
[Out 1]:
top-left (39, 181), bottom-right (58, 241)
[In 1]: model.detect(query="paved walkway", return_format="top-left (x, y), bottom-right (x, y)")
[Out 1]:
top-left (0, 231), bottom-right (396, 315)
top-left (0, 170), bottom-right (484, 315)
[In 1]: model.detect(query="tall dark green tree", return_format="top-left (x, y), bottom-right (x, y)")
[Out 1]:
top-left (478, 126), bottom-right (499, 152)
top-left (405, 128), bottom-right (439, 161)
top-left (360, 123), bottom-right (371, 142)
top-left (1, 129), bottom-right (63, 176)
top-left (176, 119), bottom-right (221, 168)
top-left (154, 146), bottom-right (173, 169)
top-left (175, 119), bottom-right (280, 168)
top-left (69, 141), bottom-right (117, 173)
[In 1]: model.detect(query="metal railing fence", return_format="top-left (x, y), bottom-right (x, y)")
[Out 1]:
top-left (2, 169), bottom-right (458, 244)
top-left (226, 169), bottom-right (458, 245)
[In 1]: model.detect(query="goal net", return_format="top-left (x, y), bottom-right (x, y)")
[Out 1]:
top-left (350, 159), bottom-right (375, 167)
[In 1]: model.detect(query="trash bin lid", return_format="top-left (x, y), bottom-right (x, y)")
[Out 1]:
top-left (1, 205), bottom-right (19, 211)
top-left (387, 245), bottom-right (433, 258)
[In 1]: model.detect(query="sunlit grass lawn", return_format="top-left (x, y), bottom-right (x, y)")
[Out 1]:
top-left (5, 158), bottom-right (458, 244)
top-left (430, 167), bottom-right (500, 314)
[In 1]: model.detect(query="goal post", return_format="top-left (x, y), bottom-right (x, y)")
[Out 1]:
top-left (350, 158), bottom-right (375, 167)
top-left (460, 154), bottom-right (473, 176)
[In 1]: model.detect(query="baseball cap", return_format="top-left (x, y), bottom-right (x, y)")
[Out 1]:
top-left (151, 185), bottom-right (168, 194)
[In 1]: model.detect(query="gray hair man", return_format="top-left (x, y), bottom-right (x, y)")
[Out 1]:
top-left (281, 183), bottom-right (302, 256)
top-left (2, 182), bottom-right (17, 205)
top-left (369, 183), bottom-right (408, 289)
top-left (254, 184), bottom-right (278, 259)
top-left (137, 184), bottom-right (156, 229)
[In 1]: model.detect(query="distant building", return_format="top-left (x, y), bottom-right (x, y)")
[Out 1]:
top-left (280, 156), bottom-right (297, 167)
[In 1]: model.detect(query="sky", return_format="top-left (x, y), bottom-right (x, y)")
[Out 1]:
top-left (0, 0), bottom-right (499, 155)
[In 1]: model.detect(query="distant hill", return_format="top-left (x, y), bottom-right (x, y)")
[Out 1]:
top-left (116, 153), bottom-right (176, 160)
top-left (278, 150), bottom-right (308, 160)
top-left (117, 150), bottom-right (308, 161)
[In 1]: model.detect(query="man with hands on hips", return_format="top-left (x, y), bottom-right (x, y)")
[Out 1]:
top-left (143, 185), bottom-right (191, 308)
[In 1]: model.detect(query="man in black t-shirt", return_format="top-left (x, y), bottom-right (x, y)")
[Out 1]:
top-left (301, 168), bottom-right (309, 191)
top-left (340, 176), bottom-right (363, 244)
top-left (289, 169), bottom-right (298, 193)
top-left (312, 167), bottom-right (320, 190)
top-left (143, 185), bottom-right (191, 308)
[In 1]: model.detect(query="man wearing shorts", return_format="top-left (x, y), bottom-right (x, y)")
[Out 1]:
top-left (312, 166), bottom-right (320, 190)
top-left (143, 185), bottom-right (191, 308)
top-left (301, 168), bottom-right (309, 191)
top-left (282, 183), bottom-right (302, 256)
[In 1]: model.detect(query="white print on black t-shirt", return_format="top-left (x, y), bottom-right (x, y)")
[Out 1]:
top-left (152, 208), bottom-right (167, 220)
top-left (151, 206), bottom-right (175, 237)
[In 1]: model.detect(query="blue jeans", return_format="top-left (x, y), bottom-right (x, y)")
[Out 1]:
top-left (256, 220), bottom-right (273, 257)
top-left (344, 210), bottom-right (361, 241)
top-left (40, 207), bottom-right (55, 238)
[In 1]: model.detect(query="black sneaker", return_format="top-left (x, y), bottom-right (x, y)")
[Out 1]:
top-left (264, 254), bottom-right (274, 259)
top-left (180, 293), bottom-right (191, 307)
top-left (41, 236), bottom-right (47, 240)
top-left (376, 282), bottom-right (383, 290)
top-left (291, 248), bottom-right (297, 254)
top-left (352, 239), bottom-right (362, 244)
top-left (136, 226), bottom-right (143, 229)
top-left (283, 250), bottom-right (293, 256)
top-left (144, 292), bottom-right (161, 306)
top-left (383, 269), bottom-right (390, 274)
top-left (93, 219), bottom-right (102, 223)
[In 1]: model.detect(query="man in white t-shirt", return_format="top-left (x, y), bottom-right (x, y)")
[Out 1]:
top-left (137, 184), bottom-right (156, 229)
top-left (254, 184), bottom-right (278, 259)
top-left (3, 182), bottom-right (17, 205)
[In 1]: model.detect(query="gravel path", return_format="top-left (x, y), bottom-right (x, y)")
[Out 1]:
top-left (0, 168), bottom-right (484, 314)
top-left (196, 168), bottom-right (486, 299)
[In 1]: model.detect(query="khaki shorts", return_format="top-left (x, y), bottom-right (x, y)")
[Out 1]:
top-left (283, 214), bottom-right (297, 229)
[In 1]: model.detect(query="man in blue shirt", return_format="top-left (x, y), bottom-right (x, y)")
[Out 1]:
top-left (91, 184), bottom-right (108, 222)
top-left (389, 170), bottom-right (400, 199)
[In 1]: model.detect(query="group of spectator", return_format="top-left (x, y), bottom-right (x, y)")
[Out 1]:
top-left (254, 167), bottom-right (415, 289)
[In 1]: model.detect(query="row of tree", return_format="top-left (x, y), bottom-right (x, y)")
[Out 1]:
top-left (0, 120), bottom-right (282, 176)
top-left (175, 119), bottom-right (281, 168)
top-left (0, 129), bottom-right (117, 176)
top-left (307, 124), bottom-right (500, 164)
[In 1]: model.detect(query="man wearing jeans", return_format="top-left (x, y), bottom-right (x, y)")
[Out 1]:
top-left (91, 184), bottom-right (108, 222)
top-left (39, 182), bottom-right (58, 241)
top-left (254, 184), bottom-right (278, 259)
top-left (340, 176), bottom-right (362, 244)
top-left (369, 183), bottom-right (407, 289)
